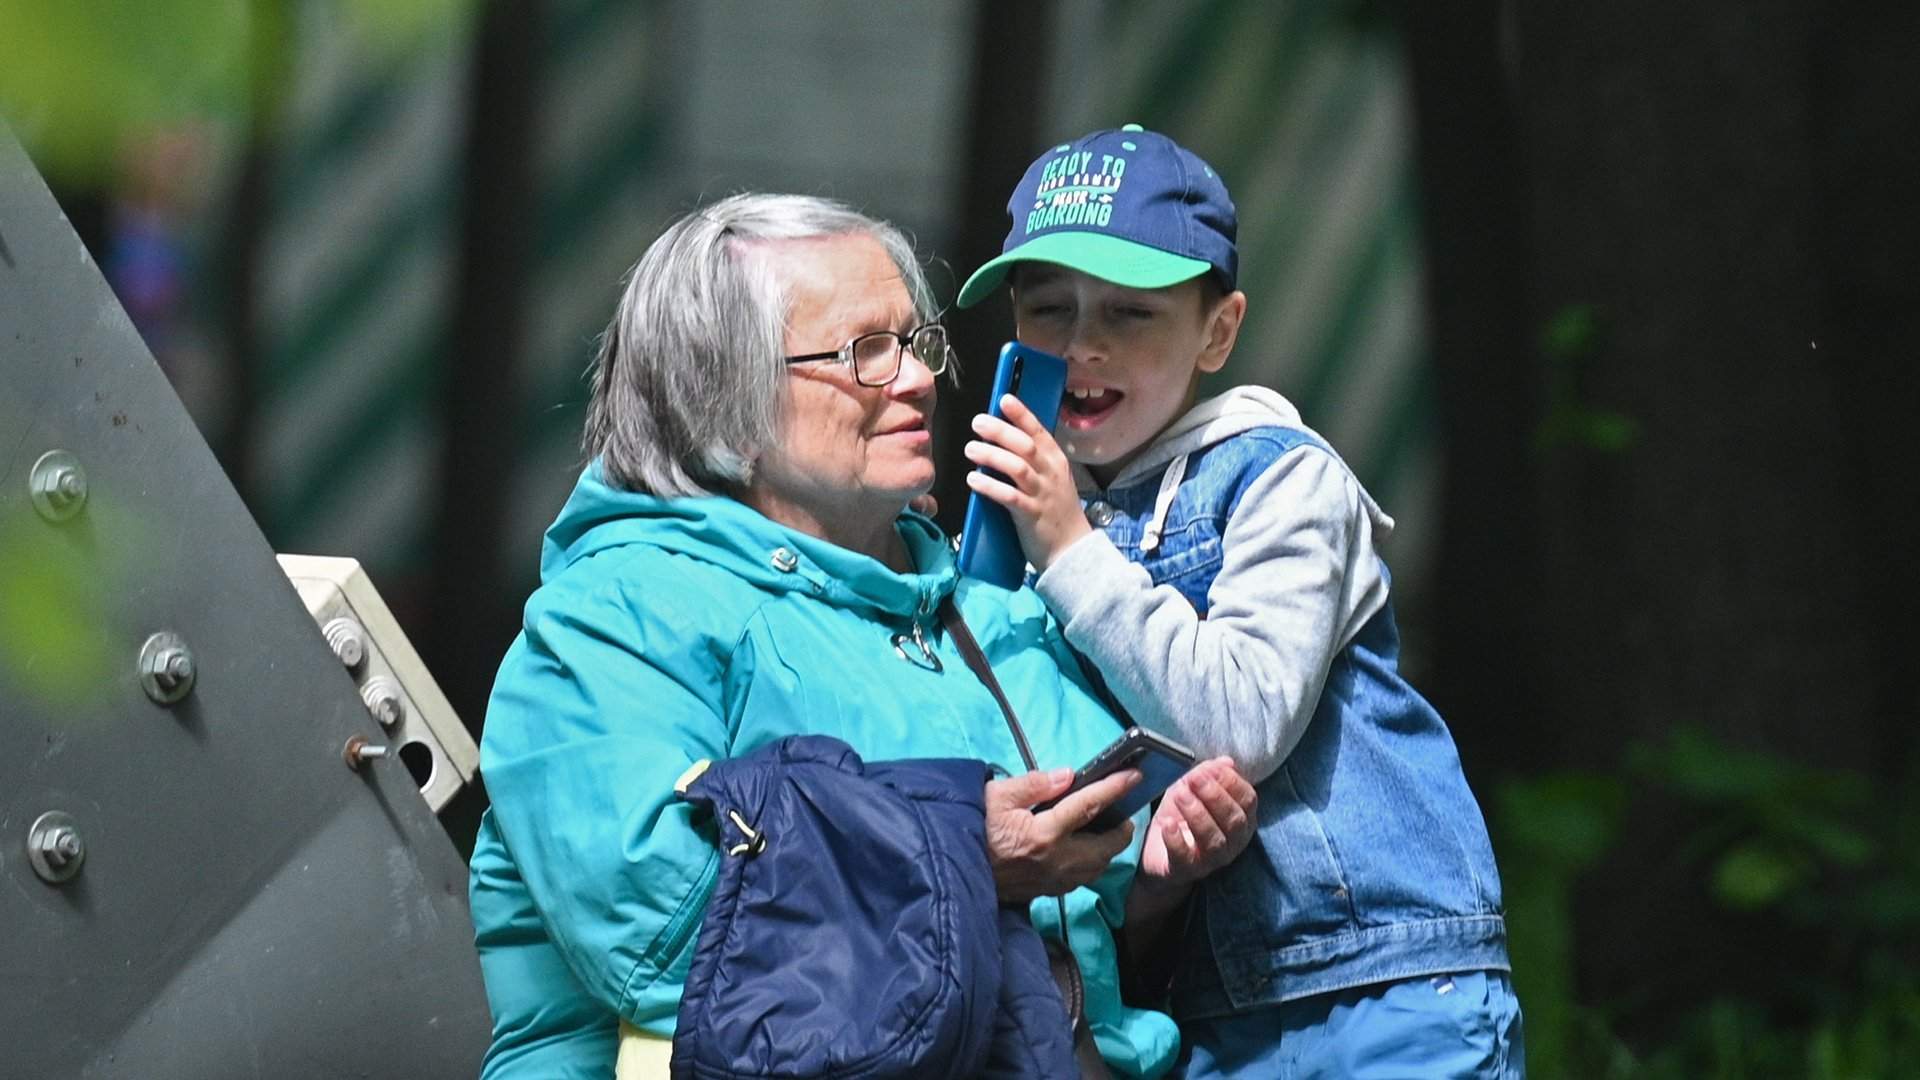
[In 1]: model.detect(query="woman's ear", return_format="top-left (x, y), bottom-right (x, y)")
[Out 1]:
top-left (1197, 290), bottom-right (1247, 375)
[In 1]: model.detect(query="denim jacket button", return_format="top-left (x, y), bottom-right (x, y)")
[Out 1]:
top-left (1085, 500), bottom-right (1115, 527)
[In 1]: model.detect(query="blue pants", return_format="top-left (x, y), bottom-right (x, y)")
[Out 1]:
top-left (1179, 970), bottom-right (1525, 1078)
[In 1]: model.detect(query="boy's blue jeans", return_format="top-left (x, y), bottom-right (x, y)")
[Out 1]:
top-left (1179, 970), bottom-right (1524, 1078)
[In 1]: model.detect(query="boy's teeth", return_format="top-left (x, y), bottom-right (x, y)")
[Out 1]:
top-left (1064, 387), bottom-right (1122, 416)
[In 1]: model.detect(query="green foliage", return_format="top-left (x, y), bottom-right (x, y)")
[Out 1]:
top-left (0, 1), bottom-right (253, 182)
top-left (1588, 969), bottom-right (1920, 1080)
top-left (1535, 302), bottom-right (1640, 453)
top-left (0, 0), bottom-right (476, 184)
top-left (1497, 772), bottom-right (1628, 1072)
top-left (1541, 304), bottom-right (1601, 361)
top-left (1497, 727), bottom-right (1920, 1077)
top-left (0, 505), bottom-right (125, 711)
top-left (1499, 772), bottom-right (1628, 873)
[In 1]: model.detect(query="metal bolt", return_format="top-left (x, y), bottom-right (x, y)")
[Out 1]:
top-left (139, 632), bottom-right (197, 704)
top-left (41, 829), bottom-right (82, 867)
top-left (29, 450), bottom-right (89, 522)
top-left (322, 616), bottom-right (368, 670)
top-left (360, 677), bottom-right (406, 728)
top-left (153, 650), bottom-right (192, 688)
top-left (27, 811), bottom-right (85, 884)
top-left (343, 734), bottom-right (389, 770)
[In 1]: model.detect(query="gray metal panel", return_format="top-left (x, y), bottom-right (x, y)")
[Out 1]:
top-left (1, 126), bottom-right (491, 1078)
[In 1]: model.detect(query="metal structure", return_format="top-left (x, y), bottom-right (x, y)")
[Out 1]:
top-left (278, 553), bottom-right (480, 813)
top-left (1, 126), bottom-right (490, 1077)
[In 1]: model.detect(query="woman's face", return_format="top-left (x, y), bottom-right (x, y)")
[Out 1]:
top-left (750, 233), bottom-right (938, 532)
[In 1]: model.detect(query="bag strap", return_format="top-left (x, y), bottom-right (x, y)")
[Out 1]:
top-left (940, 597), bottom-right (1041, 772)
top-left (938, 600), bottom-right (1077, 972)
top-left (936, 607), bottom-right (1075, 968)
top-left (942, 595), bottom-right (1115, 1080)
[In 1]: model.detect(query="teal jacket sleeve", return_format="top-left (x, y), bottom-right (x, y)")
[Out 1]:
top-left (478, 566), bottom-right (738, 1032)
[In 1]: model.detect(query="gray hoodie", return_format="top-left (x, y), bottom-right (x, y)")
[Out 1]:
top-left (1033, 386), bottom-right (1396, 783)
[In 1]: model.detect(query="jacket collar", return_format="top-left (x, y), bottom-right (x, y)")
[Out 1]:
top-left (542, 463), bottom-right (955, 620)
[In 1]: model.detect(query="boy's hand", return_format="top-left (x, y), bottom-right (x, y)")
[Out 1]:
top-left (1136, 757), bottom-right (1258, 897)
top-left (964, 393), bottom-right (1092, 571)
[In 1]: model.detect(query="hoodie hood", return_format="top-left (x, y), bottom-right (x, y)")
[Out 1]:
top-left (1072, 385), bottom-right (1393, 537)
top-left (542, 463), bottom-right (957, 620)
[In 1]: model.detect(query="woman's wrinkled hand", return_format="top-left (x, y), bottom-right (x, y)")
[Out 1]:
top-left (985, 767), bottom-right (1139, 904)
top-left (1137, 757), bottom-right (1257, 897)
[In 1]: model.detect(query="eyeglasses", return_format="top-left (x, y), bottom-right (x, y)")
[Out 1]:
top-left (783, 324), bottom-right (953, 387)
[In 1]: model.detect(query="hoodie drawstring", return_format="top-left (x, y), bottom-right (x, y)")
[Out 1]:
top-left (1138, 452), bottom-right (1189, 554)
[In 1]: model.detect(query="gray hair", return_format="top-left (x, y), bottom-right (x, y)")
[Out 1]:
top-left (584, 193), bottom-right (938, 497)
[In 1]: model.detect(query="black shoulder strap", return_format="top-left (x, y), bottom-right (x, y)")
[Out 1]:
top-left (943, 596), bottom-right (1120, 1076)
top-left (938, 597), bottom-right (1078, 936)
top-left (939, 596), bottom-right (1113, 1076)
top-left (940, 597), bottom-right (1039, 773)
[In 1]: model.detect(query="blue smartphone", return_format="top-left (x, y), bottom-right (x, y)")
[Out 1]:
top-left (957, 341), bottom-right (1069, 588)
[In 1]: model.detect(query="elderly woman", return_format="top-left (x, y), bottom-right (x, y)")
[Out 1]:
top-left (467, 193), bottom-right (1253, 1079)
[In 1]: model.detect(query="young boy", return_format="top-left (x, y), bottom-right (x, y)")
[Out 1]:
top-left (956, 125), bottom-right (1524, 1077)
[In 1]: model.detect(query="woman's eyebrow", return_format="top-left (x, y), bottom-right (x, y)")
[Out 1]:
top-left (829, 305), bottom-right (913, 337)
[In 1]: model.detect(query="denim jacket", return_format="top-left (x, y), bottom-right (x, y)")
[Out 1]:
top-left (1033, 387), bottom-right (1508, 1020)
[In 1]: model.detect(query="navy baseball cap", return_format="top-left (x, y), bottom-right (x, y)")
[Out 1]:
top-left (957, 124), bottom-right (1237, 308)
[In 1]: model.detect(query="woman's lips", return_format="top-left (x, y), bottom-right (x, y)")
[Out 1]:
top-left (878, 417), bottom-right (931, 442)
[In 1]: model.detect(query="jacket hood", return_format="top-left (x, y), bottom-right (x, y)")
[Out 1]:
top-left (1074, 385), bottom-right (1394, 536)
top-left (542, 463), bottom-right (957, 620)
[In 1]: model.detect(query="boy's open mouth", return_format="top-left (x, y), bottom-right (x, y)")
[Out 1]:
top-left (1062, 387), bottom-right (1123, 425)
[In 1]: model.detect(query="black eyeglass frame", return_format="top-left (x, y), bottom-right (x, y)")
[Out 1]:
top-left (783, 324), bottom-right (953, 387)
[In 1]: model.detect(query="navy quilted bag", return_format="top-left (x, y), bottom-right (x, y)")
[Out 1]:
top-left (671, 734), bottom-right (1068, 1079)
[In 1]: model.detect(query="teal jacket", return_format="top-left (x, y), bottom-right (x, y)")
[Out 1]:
top-left (468, 466), bottom-right (1181, 1078)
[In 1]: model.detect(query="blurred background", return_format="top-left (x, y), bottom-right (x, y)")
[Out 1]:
top-left (5, 0), bottom-right (1918, 1074)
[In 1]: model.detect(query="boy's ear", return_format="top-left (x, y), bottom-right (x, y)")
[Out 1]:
top-left (1197, 290), bottom-right (1248, 375)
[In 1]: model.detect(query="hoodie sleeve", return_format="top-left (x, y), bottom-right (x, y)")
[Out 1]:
top-left (477, 562), bottom-right (738, 1034)
top-left (1032, 446), bottom-right (1389, 784)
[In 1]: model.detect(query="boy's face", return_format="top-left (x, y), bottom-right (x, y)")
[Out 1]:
top-left (1011, 264), bottom-right (1244, 482)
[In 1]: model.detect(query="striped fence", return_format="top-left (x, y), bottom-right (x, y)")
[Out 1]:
top-left (242, 0), bottom-right (1435, 623)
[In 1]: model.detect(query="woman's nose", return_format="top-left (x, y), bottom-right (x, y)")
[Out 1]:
top-left (889, 348), bottom-right (938, 399)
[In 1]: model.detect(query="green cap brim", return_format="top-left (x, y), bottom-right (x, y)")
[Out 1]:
top-left (955, 232), bottom-right (1213, 308)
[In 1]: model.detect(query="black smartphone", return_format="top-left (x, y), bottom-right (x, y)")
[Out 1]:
top-left (956, 341), bottom-right (1069, 589)
top-left (1037, 727), bottom-right (1197, 832)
